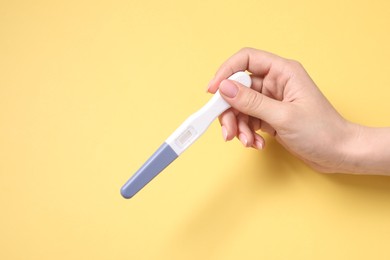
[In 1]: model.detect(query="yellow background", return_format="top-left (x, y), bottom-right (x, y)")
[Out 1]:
top-left (1, 0), bottom-right (390, 259)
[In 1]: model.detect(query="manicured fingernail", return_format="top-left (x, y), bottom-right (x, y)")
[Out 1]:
top-left (206, 78), bottom-right (215, 92)
top-left (219, 80), bottom-right (238, 98)
top-left (239, 133), bottom-right (248, 147)
top-left (222, 126), bottom-right (228, 141)
top-left (254, 140), bottom-right (263, 150)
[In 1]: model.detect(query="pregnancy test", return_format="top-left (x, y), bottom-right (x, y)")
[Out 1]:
top-left (120, 71), bottom-right (251, 199)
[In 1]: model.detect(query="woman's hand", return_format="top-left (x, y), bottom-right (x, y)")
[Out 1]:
top-left (207, 48), bottom-right (376, 174)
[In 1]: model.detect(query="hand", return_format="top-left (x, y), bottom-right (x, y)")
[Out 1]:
top-left (207, 48), bottom-right (359, 173)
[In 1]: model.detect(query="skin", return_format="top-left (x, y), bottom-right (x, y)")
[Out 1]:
top-left (207, 48), bottom-right (390, 175)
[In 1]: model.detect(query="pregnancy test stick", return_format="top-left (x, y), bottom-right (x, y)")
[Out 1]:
top-left (120, 71), bottom-right (251, 199)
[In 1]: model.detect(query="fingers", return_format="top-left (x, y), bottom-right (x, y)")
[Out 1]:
top-left (219, 110), bottom-right (237, 141)
top-left (237, 114), bottom-right (254, 147)
top-left (219, 109), bottom-right (266, 150)
top-left (260, 121), bottom-right (276, 136)
top-left (253, 133), bottom-right (265, 150)
top-left (219, 79), bottom-right (286, 127)
top-left (209, 48), bottom-right (289, 150)
top-left (207, 48), bottom-right (282, 93)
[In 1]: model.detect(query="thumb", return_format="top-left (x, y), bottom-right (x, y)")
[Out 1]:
top-left (219, 79), bottom-right (285, 125)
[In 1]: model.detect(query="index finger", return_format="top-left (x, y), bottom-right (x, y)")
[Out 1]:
top-left (207, 48), bottom-right (284, 93)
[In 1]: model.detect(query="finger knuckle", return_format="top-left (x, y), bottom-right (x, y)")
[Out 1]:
top-left (239, 47), bottom-right (252, 52)
top-left (286, 59), bottom-right (303, 70)
top-left (238, 47), bottom-right (255, 56)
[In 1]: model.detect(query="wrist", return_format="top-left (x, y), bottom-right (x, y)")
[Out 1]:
top-left (337, 122), bottom-right (364, 173)
top-left (338, 122), bottom-right (390, 175)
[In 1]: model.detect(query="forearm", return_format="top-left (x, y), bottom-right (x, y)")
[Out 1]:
top-left (340, 123), bottom-right (390, 175)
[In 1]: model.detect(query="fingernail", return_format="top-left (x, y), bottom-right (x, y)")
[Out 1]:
top-left (206, 78), bottom-right (215, 93)
top-left (222, 126), bottom-right (228, 141)
top-left (239, 133), bottom-right (248, 147)
top-left (254, 140), bottom-right (263, 150)
top-left (219, 80), bottom-right (238, 98)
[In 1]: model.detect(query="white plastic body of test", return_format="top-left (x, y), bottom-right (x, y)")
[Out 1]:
top-left (165, 71), bottom-right (251, 155)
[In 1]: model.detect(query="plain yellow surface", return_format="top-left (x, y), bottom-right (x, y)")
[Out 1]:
top-left (1, 0), bottom-right (390, 259)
